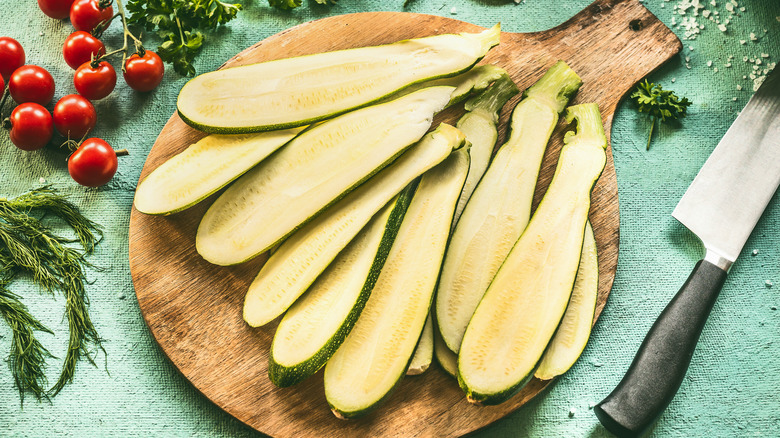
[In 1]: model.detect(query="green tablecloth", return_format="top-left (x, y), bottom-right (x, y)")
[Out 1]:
top-left (1, 0), bottom-right (779, 436)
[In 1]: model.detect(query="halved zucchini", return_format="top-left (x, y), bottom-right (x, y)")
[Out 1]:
top-left (453, 73), bottom-right (520, 226)
top-left (535, 221), bottom-right (598, 380)
top-left (324, 148), bottom-right (470, 419)
top-left (134, 128), bottom-right (304, 215)
top-left (457, 103), bottom-right (607, 405)
top-left (436, 61), bottom-right (582, 353)
top-left (197, 86), bottom-right (454, 266)
top-left (407, 314), bottom-right (434, 376)
top-left (243, 124), bottom-right (467, 327)
top-left (400, 65), bottom-right (510, 108)
top-left (433, 320), bottom-right (459, 378)
top-left (269, 187), bottom-right (415, 387)
top-left (177, 26), bottom-right (500, 133)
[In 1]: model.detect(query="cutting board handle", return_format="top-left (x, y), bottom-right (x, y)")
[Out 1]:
top-left (594, 259), bottom-right (728, 437)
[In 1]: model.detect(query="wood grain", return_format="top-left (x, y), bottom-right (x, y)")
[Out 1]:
top-left (128, 1), bottom-right (681, 436)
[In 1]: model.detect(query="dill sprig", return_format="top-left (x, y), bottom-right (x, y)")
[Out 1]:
top-left (0, 284), bottom-right (53, 405)
top-left (0, 187), bottom-right (105, 402)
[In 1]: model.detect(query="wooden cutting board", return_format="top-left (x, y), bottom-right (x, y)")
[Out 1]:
top-left (129, 0), bottom-right (680, 436)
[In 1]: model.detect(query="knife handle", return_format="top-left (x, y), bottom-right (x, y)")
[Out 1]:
top-left (594, 259), bottom-right (728, 438)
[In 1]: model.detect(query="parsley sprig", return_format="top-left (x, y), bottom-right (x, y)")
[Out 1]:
top-left (630, 79), bottom-right (692, 150)
top-left (125, 0), bottom-right (243, 77)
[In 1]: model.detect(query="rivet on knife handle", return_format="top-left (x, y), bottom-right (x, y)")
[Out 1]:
top-left (594, 254), bottom-right (728, 438)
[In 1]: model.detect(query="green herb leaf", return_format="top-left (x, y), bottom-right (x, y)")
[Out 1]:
top-left (268, 0), bottom-right (302, 9)
top-left (125, 0), bottom-right (243, 76)
top-left (630, 79), bottom-right (692, 150)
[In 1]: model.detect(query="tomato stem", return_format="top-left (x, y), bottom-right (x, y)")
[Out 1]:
top-left (93, 0), bottom-right (144, 72)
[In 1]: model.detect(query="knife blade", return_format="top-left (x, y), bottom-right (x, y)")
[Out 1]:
top-left (594, 66), bottom-right (780, 438)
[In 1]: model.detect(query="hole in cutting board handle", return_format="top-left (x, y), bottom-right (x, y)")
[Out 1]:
top-left (629, 19), bottom-right (644, 31)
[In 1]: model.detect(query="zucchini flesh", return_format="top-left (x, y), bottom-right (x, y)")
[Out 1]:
top-left (177, 26), bottom-right (500, 133)
top-left (243, 124), bottom-right (467, 327)
top-left (398, 65), bottom-right (510, 108)
top-left (134, 128), bottom-right (303, 215)
top-left (457, 103), bottom-right (607, 405)
top-left (452, 73), bottom-right (520, 226)
top-left (406, 314), bottom-right (434, 376)
top-left (196, 86), bottom-right (454, 266)
top-left (535, 221), bottom-right (599, 380)
top-left (433, 320), bottom-right (459, 378)
top-left (436, 61), bottom-right (582, 353)
top-left (324, 148), bottom-right (470, 419)
top-left (269, 188), bottom-right (414, 387)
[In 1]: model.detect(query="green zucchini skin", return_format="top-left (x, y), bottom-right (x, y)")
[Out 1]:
top-left (134, 128), bottom-right (304, 216)
top-left (325, 148), bottom-right (471, 419)
top-left (457, 103), bottom-right (607, 406)
top-left (535, 221), bottom-right (599, 381)
top-left (268, 185), bottom-right (417, 387)
top-left (196, 86), bottom-right (455, 267)
top-left (242, 123), bottom-right (467, 328)
top-left (177, 26), bottom-right (501, 134)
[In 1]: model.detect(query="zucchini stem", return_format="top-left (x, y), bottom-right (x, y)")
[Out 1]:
top-left (524, 61), bottom-right (583, 113)
top-left (564, 103), bottom-right (607, 149)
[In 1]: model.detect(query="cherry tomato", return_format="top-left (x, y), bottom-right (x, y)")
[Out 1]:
top-left (0, 37), bottom-right (25, 81)
top-left (53, 94), bottom-right (97, 139)
top-left (0, 75), bottom-right (4, 94)
top-left (63, 31), bottom-right (105, 70)
top-left (68, 137), bottom-right (118, 187)
top-left (70, 0), bottom-right (113, 33)
top-left (8, 65), bottom-right (56, 105)
top-left (6, 103), bottom-right (53, 151)
top-left (74, 61), bottom-right (116, 100)
top-left (38, 0), bottom-right (77, 19)
top-left (123, 50), bottom-right (164, 92)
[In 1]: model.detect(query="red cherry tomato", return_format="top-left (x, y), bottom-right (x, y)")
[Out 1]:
top-left (69, 0), bottom-right (113, 33)
top-left (53, 94), bottom-right (97, 139)
top-left (6, 103), bottom-right (53, 151)
top-left (8, 65), bottom-right (56, 105)
top-left (74, 61), bottom-right (116, 100)
top-left (63, 31), bottom-right (105, 70)
top-left (0, 37), bottom-right (25, 81)
top-left (38, 0), bottom-right (77, 19)
top-left (0, 75), bottom-right (4, 94)
top-left (68, 137), bottom-right (118, 187)
top-left (123, 50), bottom-right (164, 92)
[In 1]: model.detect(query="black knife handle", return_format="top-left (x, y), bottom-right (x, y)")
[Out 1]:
top-left (594, 259), bottom-right (728, 438)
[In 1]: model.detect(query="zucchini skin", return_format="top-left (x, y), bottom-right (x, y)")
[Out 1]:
top-left (268, 184), bottom-right (417, 387)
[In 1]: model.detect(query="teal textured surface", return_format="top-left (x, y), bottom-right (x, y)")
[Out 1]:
top-left (0, 0), bottom-right (779, 437)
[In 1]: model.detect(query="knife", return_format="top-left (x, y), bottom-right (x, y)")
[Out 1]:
top-left (594, 66), bottom-right (780, 438)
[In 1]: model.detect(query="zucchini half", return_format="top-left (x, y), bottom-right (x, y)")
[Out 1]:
top-left (457, 103), bottom-right (607, 405)
top-left (134, 128), bottom-right (304, 215)
top-left (177, 25), bottom-right (500, 133)
top-left (269, 187), bottom-right (415, 387)
top-left (433, 319), bottom-right (459, 379)
top-left (535, 221), bottom-right (599, 380)
top-left (453, 73), bottom-right (520, 226)
top-left (243, 124), bottom-right (467, 327)
top-left (197, 86), bottom-right (454, 266)
top-left (436, 61), bottom-right (582, 353)
top-left (324, 148), bottom-right (470, 419)
top-left (407, 314), bottom-right (434, 376)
